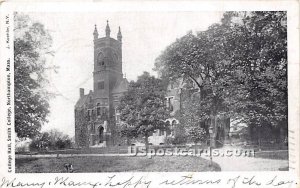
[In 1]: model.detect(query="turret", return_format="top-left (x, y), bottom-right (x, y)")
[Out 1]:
top-left (105, 20), bottom-right (110, 37)
top-left (93, 24), bottom-right (98, 40)
top-left (117, 26), bottom-right (122, 42)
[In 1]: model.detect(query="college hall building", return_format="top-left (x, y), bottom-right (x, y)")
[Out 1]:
top-left (75, 21), bottom-right (128, 147)
top-left (75, 21), bottom-right (231, 148)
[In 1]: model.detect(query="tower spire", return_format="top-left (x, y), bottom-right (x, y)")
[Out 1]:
top-left (93, 24), bottom-right (98, 40)
top-left (117, 26), bottom-right (122, 42)
top-left (105, 20), bottom-right (110, 37)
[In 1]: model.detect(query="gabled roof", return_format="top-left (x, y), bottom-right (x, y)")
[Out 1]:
top-left (112, 78), bottom-right (128, 94)
top-left (75, 92), bottom-right (93, 108)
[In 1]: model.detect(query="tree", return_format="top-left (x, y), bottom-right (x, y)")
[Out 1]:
top-left (29, 132), bottom-right (52, 151)
top-left (154, 11), bottom-right (287, 146)
top-left (14, 13), bottom-right (55, 139)
top-left (219, 12), bottom-right (287, 144)
top-left (118, 72), bottom-right (169, 150)
top-left (165, 122), bottom-right (187, 145)
top-left (29, 129), bottom-right (72, 151)
top-left (155, 30), bottom-right (230, 147)
top-left (116, 124), bottom-right (138, 145)
top-left (187, 126), bottom-right (207, 145)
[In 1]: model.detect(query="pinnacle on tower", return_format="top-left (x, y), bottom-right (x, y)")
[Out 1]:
top-left (117, 26), bottom-right (122, 42)
top-left (93, 24), bottom-right (98, 40)
top-left (105, 20), bottom-right (111, 37)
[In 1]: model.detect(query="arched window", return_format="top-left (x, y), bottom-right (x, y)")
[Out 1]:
top-left (99, 126), bottom-right (104, 143)
top-left (113, 53), bottom-right (118, 63)
top-left (172, 120), bottom-right (177, 126)
top-left (171, 120), bottom-right (177, 130)
top-left (97, 52), bottom-right (104, 66)
top-left (166, 121), bottom-right (171, 136)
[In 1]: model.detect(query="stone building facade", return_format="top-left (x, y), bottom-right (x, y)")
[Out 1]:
top-left (75, 22), bottom-right (231, 148)
top-left (75, 21), bottom-right (128, 148)
top-left (150, 77), bottom-right (231, 147)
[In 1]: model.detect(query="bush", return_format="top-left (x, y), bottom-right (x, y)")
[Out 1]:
top-left (55, 139), bottom-right (72, 149)
top-left (29, 129), bottom-right (73, 151)
top-left (187, 126), bottom-right (207, 144)
top-left (164, 124), bottom-right (187, 145)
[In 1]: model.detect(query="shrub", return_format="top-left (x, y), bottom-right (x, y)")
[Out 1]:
top-left (187, 126), bottom-right (207, 144)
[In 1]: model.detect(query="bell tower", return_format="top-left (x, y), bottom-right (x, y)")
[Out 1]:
top-left (92, 21), bottom-right (123, 125)
top-left (75, 21), bottom-right (126, 148)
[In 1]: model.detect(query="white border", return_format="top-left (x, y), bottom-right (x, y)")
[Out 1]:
top-left (0, 1), bottom-right (299, 188)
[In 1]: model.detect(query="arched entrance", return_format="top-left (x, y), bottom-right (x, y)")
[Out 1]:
top-left (99, 126), bottom-right (104, 143)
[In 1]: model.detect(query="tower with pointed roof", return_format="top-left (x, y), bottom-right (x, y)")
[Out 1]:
top-left (75, 21), bottom-right (128, 148)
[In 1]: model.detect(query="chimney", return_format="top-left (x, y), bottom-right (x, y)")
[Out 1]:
top-left (80, 88), bottom-right (84, 98)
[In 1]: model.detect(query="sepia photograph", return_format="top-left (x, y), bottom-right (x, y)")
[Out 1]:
top-left (13, 10), bottom-right (289, 173)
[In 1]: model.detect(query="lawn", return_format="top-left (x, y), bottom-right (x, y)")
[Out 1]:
top-left (15, 156), bottom-right (220, 173)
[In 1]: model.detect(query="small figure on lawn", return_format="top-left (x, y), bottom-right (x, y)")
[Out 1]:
top-left (64, 163), bottom-right (74, 173)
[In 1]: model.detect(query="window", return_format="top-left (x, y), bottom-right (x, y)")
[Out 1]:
top-left (113, 53), bottom-right (118, 63)
top-left (98, 52), bottom-right (104, 66)
top-left (96, 99), bottom-right (108, 119)
top-left (115, 108), bottom-right (120, 124)
top-left (165, 97), bottom-right (174, 111)
top-left (99, 98), bottom-right (108, 106)
top-left (97, 103), bottom-right (101, 116)
top-left (102, 107), bottom-right (108, 115)
top-left (90, 124), bottom-right (95, 133)
top-left (87, 110), bottom-right (92, 121)
top-left (158, 129), bottom-right (162, 136)
top-left (114, 101), bottom-right (120, 106)
top-left (103, 98), bottom-right (108, 106)
top-left (164, 98), bottom-right (168, 107)
top-left (98, 81), bottom-right (104, 90)
top-left (116, 114), bottom-right (120, 123)
top-left (171, 120), bottom-right (177, 126)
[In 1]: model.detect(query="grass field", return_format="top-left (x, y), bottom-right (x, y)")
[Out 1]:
top-left (15, 156), bottom-right (220, 173)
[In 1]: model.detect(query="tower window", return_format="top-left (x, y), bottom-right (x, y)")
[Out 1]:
top-left (113, 53), bottom-right (118, 63)
top-left (98, 81), bottom-right (104, 90)
top-left (97, 52), bottom-right (104, 66)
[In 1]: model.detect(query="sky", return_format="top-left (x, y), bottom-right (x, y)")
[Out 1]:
top-left (27, 11), bottom-right (223, 137)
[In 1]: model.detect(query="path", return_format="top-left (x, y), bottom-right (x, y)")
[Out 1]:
top-left (201, 147), bottom-right (289, 171)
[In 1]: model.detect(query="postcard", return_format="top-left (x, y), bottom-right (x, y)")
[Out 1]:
top-left (0, 1), bottom-right (299, 187)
